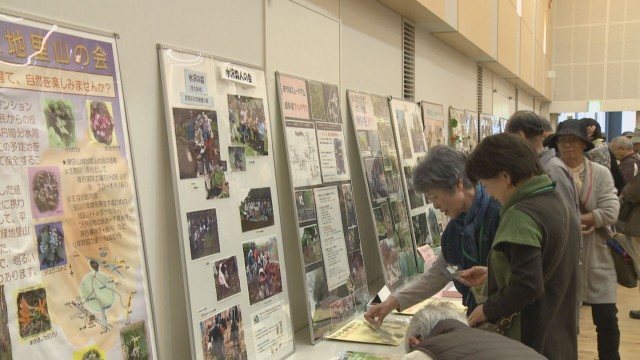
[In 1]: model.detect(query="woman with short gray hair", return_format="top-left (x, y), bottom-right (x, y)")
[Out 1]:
top-left (365, 146), bottom-right (501, 326)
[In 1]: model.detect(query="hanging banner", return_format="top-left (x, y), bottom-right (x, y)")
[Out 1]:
top-left (0, 12), bottom-right (158, 359)
top-left (276, 73), bottom-right (368, 344)
top-left (159, 48), bottom-right (294, 360)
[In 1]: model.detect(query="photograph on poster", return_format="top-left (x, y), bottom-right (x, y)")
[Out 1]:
top-left (390, 200), bottom-right (411, 250)
top-left (479, 114), bottom-right (493, 140)
top-left (341, 184), bottom-right (357, 228)
top-left (35, 222), bottom-right (67, 270)
top-left (214, 256), bottom-right (242, 302)
top-left (372, 207), bottom-right (387, 239)
top-left (306, 267), bottom-right (330, 338)
top-left (411, 213), bottom-right (430, 247)
top-left (296, 189), bottom-right (316, 223)
top-left (120, 320), bottom-right (150, 360)
top-left (382, 204), bottom-right (394, 241)
top-left (364, 157), bottom-right (389, 201)
top-left (323, 84), bottom-right (341, 123)
top-left (399, 250), bottom-right (418, 278)
top-left (410, 113), bottom-right (427, 153)
top-left (330, 296), bottom-right (355, 329)
top-left (200, 305), bottom-right (247, 360)
top-left (356, 130), bottom-right (382, 157)
top-left (0, 286), bottom-right (11, 357)
top-left (229, 146), bottom-right (246, 172)
top-left (205, 165), bottom-right (229, 200)
top-left (309, 81), bottom-right (326, 121)
top-left (238, 187), bottom-right (274, 233)
top-left (186, 208), bottom-right (220, 260)
top-left (28, 166), bottom-right (63, 218)
top-left (285, 121), bottom-right (322, 187)
top-left (395, 110), bottom-right (413, 159)
top-left (242, 236), bottom-right (283, 305)
top-left (403, 166), bottom-right (425, 209)
top-left (427, 207), bottom-right (442, 247)
top-left (423, 117), bottom-right (445, 148)
top-left (352, 285), bottom-right (369, 312)
top-left (44, 98), bottom-right (77, 148)
top-left (300, 224), bottom-right (322, 266)
top-left (385, 157), bottom-right (403, 199)
top-left (348, 250), bottom-right (366, 289)
top-left (379, 238), bottom-right (401, 286)
top-left (87, 100), bottom-right (116, 145)
top-left (345, 227), bottom-right (360, 253)
top-left (227, 95), bottom-right (268, 156)
top-left (172, 108), bottom-right (220, 179)
top-left (17, 287), bottom-right (51, 338)
top-left (371, 95), bottom-right (390, 119)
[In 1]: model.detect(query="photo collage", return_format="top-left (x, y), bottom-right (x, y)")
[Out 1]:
top-left (277, 74), bottom-right (367, 343)
top-left (162, 53), bottom-right (293, 360)
top-left (347, 91), bottom-right (422, 292)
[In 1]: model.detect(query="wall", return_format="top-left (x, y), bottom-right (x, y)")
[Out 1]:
top-left (0, 0), bottom-right (495, 358)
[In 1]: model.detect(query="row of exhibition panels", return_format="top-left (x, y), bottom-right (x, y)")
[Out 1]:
top-left (158, 46), bottom-right (506, 360)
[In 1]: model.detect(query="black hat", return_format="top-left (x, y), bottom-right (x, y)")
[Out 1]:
top-left (543, 119), bottom-right (595, 151)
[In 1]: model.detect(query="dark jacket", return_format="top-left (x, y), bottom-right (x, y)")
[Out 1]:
top-left (483, 176), bottom-right (579, 360)
top-left (440, 184), bottom-right (501, 313)
top-left (619, 152), bottom-right (640, 185)
top-left (412, 319), bottom-right (547, 360)
top-left (618, 171), bottom-right (640, 235)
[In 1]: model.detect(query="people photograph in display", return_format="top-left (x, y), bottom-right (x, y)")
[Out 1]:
top-left (87, 100), bottom-right (116, 146)
top-left (309, 82), bottom-right (326, 121)
top-left (35, 222), bottom-right (67, 270)
top-left (411, 212), bottom-right (430, 247)
top-left (186, 208), bottom-right (220, 260)
top-left (341, 184), bottom-right (357, 228)
top-left (305, 267), bottom-right (330, 338)
top-left (44, 98), bottom-right (77, 148)
top-left (295, 189), bottom-right (316, 223)
top-left (300, 225), bottom-right (322, 266)
top-left (242, 236), bottom-right (283, 305)
top-left (171, 108), bottom-right (221, 179)
top-left (214, 256), bottom-right (241, 302)
top-left (323, 84), bottom-right (341, 123)
top-left (228, 146), bottom-right (246, 172)
top-left (227, 95), bottom-right (268, 156)
top-left (238, 187), bottom-right (274, 233)
top-left (379, 238), bottom-right (401, 287)
top-left (329, 296), bottom-right (355, 329)
top-left (345, 227), bottom-right (360, 253)
top-left (410, 113), bottom-right (427, 153)
top-left (403, 166), bottom-right (425, 209)
top-left (200, 305), bottom-right (247, 360)
top-left (364, 157), bottom-right (389, 201)
top-left (348, 250), bottom-right (366, 289)
top-left (395, 110), bottom-right (413, 159)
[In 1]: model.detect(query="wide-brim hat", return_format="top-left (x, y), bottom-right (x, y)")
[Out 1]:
top-left (543, 119), bottom-right (595, 151)
top-left (631, 127), bottom-right (640, 144)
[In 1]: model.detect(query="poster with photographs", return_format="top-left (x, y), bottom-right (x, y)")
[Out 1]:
top-left (479, 113), bottom-right (493, 140)
top-left (0, 13), bottom-right (159, 358)
top-left (160, 48), bottom-right (294, 360)
top-left (448, 107), bottom-right (467, 153)
top-left (277, 75), bottom-right (366, 344)
top-left (420, 101), bottom-right (446, 148)
top-left (347, 92), bottom-right (419, 291)
top-left (499, 117), bottom-right (507, 133)
top-left (464, 110), bottom-right (479, 153)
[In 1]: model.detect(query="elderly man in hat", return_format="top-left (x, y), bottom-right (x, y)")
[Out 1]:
top-left (630, 127), bottom-right (640, 154)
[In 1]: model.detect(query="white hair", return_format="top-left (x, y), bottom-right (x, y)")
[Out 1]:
top-left (405, 302), bottom-right (468, 352)
top-left (611, 136), bottom-right (633, 151)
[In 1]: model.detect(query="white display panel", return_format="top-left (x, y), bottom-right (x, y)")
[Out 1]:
top-left (159, 47), bottom-right (294, 360)
top-left (276, 73), bottom-right (368, 344)
top-left (0, 12), bottom-right (158, 359)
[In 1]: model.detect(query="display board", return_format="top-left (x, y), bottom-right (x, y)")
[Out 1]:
top-left (420, 101), bottom-right (446, 148)
top-left (0, 12), bottom-right (158, 359)
top-left (448, 107), bottom-right (476, 154)
top-left (479, 113), bottom-right (502, 140)
top-left (276, 74), bottom-right (368, 344)
top-left (159, 47), bottom-right (294, 360)
top-left (346, 91), bottom-right (418, 292)
top-left (389, 99), bottom-right (446, 274)
top-left (499, 117), bottom-right (507, 133)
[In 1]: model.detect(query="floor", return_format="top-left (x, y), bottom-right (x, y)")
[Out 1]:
top-left (578, 285), bottom-right (640, 360)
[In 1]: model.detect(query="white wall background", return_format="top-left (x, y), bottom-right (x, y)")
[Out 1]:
top-left (2, 1), bottom-right (508, 358)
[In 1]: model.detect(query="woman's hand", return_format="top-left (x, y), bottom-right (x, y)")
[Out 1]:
top-left (467, 304), bottom-right (488, 327)
top-left (364, 297), bottom-right (398, 327)
top-left (456, 266), bottom-right (488, 287)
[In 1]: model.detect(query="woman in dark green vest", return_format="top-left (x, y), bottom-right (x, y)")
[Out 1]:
top-left (459, 133), bottom-right (579, 360)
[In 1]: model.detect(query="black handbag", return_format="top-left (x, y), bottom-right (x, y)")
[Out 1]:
top-left (608, 233), bottom-right (638, 288)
